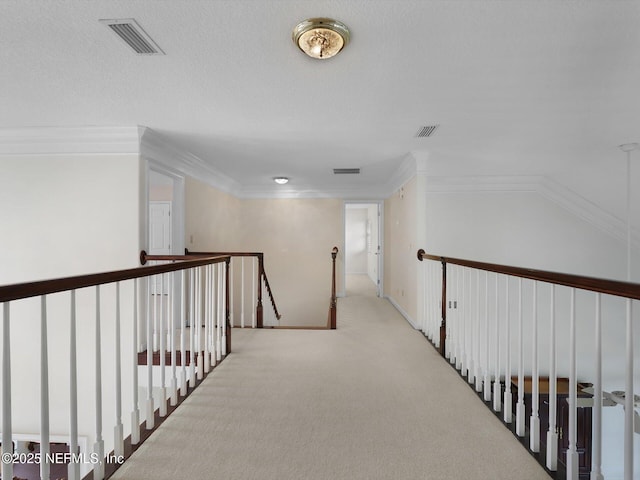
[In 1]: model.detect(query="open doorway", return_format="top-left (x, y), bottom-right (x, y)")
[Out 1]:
top-left (344, 202), bottom-right (382, 297)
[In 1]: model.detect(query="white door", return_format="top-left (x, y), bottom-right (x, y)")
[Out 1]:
top-left (150, 201), bottom-right (172, 254)
top-left (149, 201), bottom-right (172, 294)
top-left (366, 204), bottom-right (381, 297)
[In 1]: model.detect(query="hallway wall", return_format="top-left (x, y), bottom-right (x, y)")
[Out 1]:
top-left (185, 177), bottom-right (343, 327)
top-left (383, 177), bottom-right (418, 323)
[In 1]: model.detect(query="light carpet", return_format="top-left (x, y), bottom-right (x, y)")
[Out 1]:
top-left (111, 276), bottom-right (550, 480)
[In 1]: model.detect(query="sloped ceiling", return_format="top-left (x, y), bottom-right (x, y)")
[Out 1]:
top-left (1, 1), bottom-right (639, 216)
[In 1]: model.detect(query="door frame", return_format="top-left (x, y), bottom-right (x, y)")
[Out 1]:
top-left (343, 200), bottom-right (384, 297)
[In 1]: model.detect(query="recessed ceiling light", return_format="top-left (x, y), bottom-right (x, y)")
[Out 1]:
top-left (273, 177), bottom-right (289, 184)
top-left (292, 18), bottom-right (350, 60)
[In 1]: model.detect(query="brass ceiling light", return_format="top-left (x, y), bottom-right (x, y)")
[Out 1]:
top-left (292, 18), bottom-right (350, 60)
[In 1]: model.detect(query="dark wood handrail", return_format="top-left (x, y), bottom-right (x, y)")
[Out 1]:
top-left (261, 268), bottom-right (282, 320)
top-left (417, 249), bottom-right (640, 300)
top-left (184, 250), bottom-right (283, 327)
top-left (0, 253), bottom-right (229, 303)
top-left (329, 246), bottom-right (338, 329)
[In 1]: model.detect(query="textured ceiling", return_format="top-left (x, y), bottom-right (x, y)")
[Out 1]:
top-left (1, 1), bottom-right (640, 210)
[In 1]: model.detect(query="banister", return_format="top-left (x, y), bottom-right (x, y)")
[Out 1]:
top-left (0, 252), bottom-right (229, 303)
top-left (262, 269), bottom-right (281, 320)
top-left (329, 246), bottom-right (338, 329)
top-left (184, 250), bottom-right (283, 328)
top-left (417, 249), bottom-right (640, 300)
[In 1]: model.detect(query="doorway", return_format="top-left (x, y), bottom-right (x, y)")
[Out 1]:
top-left (344, 202), bottom-right (382, 297)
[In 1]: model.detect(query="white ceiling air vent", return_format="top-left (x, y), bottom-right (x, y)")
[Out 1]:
top-left (415, 125), bottom-right (439, 138)
top-left (100, 19), bottom-right (165, 55)
top-left (333, 168), bottom-right (360, 174)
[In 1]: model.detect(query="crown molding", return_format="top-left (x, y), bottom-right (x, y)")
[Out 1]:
top-left (0, 126), bottom-right (141, 155)
top-left (139, 128), bottom-right (242, 195)
top-left (425, 174), bottom-right (637, 245)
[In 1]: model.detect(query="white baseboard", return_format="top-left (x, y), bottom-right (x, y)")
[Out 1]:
top-left (384, 295), bottom-right (418, 329)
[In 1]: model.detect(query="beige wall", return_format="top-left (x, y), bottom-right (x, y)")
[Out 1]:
top-left (185, 177), bottom-right (343, 327)
top-left (383, 177), bottom-right (418, 323)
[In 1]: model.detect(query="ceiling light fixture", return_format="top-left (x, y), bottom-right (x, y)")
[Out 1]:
top-left (292, 18), bottom-right (350, 60)
top-left (273, 177), bottom-right (289, 185)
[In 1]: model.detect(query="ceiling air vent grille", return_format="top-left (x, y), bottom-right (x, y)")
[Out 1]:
top-left (415, 125), bottom-right (439, 138)
top-left (333, 168), bottom-right (361, 174)
top-left (100, 19), bottom-right (165, 55)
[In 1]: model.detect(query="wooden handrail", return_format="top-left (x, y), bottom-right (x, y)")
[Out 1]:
top-left (417, 249), bottom-right (640, 300)
top-left (329, 246), bottom-right (338, 329)
top-left (261, 267), bottom-right (282, 320)
top-left (0, 253), bottom-right (229, 303)
top-left (185, 250), bottom-right (283, 327)
top-left (417, 248), bottom-right (640, 359)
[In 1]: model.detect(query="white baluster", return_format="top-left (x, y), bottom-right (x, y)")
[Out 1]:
top-left (421, 259), bottom-right (427, 335)
top-left (546, 284), bottom-right (558, 471)
top-left (530, 281), bottom-right (540, 452)
top-left (153, 264), bottom-right (159, 351)
top-left (567, 288), bottom-right (578, 480)
top-left (493, 274), bottom-right (501, 412)
top-left (211, 264), bottom-right (217, 367)
top-left (170, 271), bottom-right (178, 406)
top-left (624, 298), bottom-right (634, 480)
top-left (40, 296), bottom-right (50, 480)
top-left (131, 280), bottom-right (140, 444)
top-left (189, 268), bottom-right (196, 387)
top-left (114, 283), bottom-right (124, 456)
top-left (221, 262), bottom-right (227, 356)
top-left (204, 265), bottom-right (211, 374)
top-left (515, 278), bottom-right (525, 434)
top-left (483, 271), bottom-right (491, 402)
top-left (241, 257), bottom-right (245, 328)
top-left (69, 291), bottom-right (80, 480)
top-left (456, 267), bottom-right (462, 371)
top-left (197, 267), bottom-right (204, 381)
top-left (591, 293), bottom-right (603, 480)
top-left (2, 302), bottom-right (13, 480)
top-left (217, 264), bottom-right (222, 362)
top-left (459, 267), bottom-right (466, 375)
top-left (146, 279), bottom-right (154, 430)
top-left (159, 274), bottom-right (167, 416)
top-left (180, 270), bottom-right (187, 396)
top-left (504, 278), bottom-right (512, 424)
top-left (252, 257), bottom-right (257, 328)
top-left (475, 270), bottom-right (482, 392)
top-left (94, 286), bottom-right (105, 480)
top-left (431, 262), bottom-right (437, 345)
top-left (229, 259), bottom-right (234, 330)
top-left (445, 265), bottom-right (452, 361)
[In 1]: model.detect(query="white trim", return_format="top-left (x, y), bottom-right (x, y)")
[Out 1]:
top-left (385, 295), bottom-right (418, 329)
top-left (139, 128), bottom-right (242, 196)
top-left (0, 126), bottom-right (140, 155)
top-left (343, 200), bottom-right (385, 298)
top-left (425, 175), bottom-right (638, 246)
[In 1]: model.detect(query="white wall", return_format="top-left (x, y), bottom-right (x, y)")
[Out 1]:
top-left (0, 154), bottom-right (143, 473)
top-left (185, 177), bottom-right (343, 327)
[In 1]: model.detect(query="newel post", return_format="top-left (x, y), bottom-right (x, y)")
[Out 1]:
top-left (330, 246), bottom-right (338, 329)
top-left (256, 254), bottom-right (264, 328)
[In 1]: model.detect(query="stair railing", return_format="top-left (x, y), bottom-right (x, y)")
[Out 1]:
top-left (329, 246), bottom-right (338, 329)
top-left (417, 249), bottom-right (639, 480)
top-left (185, 250), bottom-right (281, 328)
top-left (0, 253), bottom-right (230, 480)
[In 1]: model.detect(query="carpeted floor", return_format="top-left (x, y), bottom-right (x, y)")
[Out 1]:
top-left (111, 275), bottom-right (550, 480)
